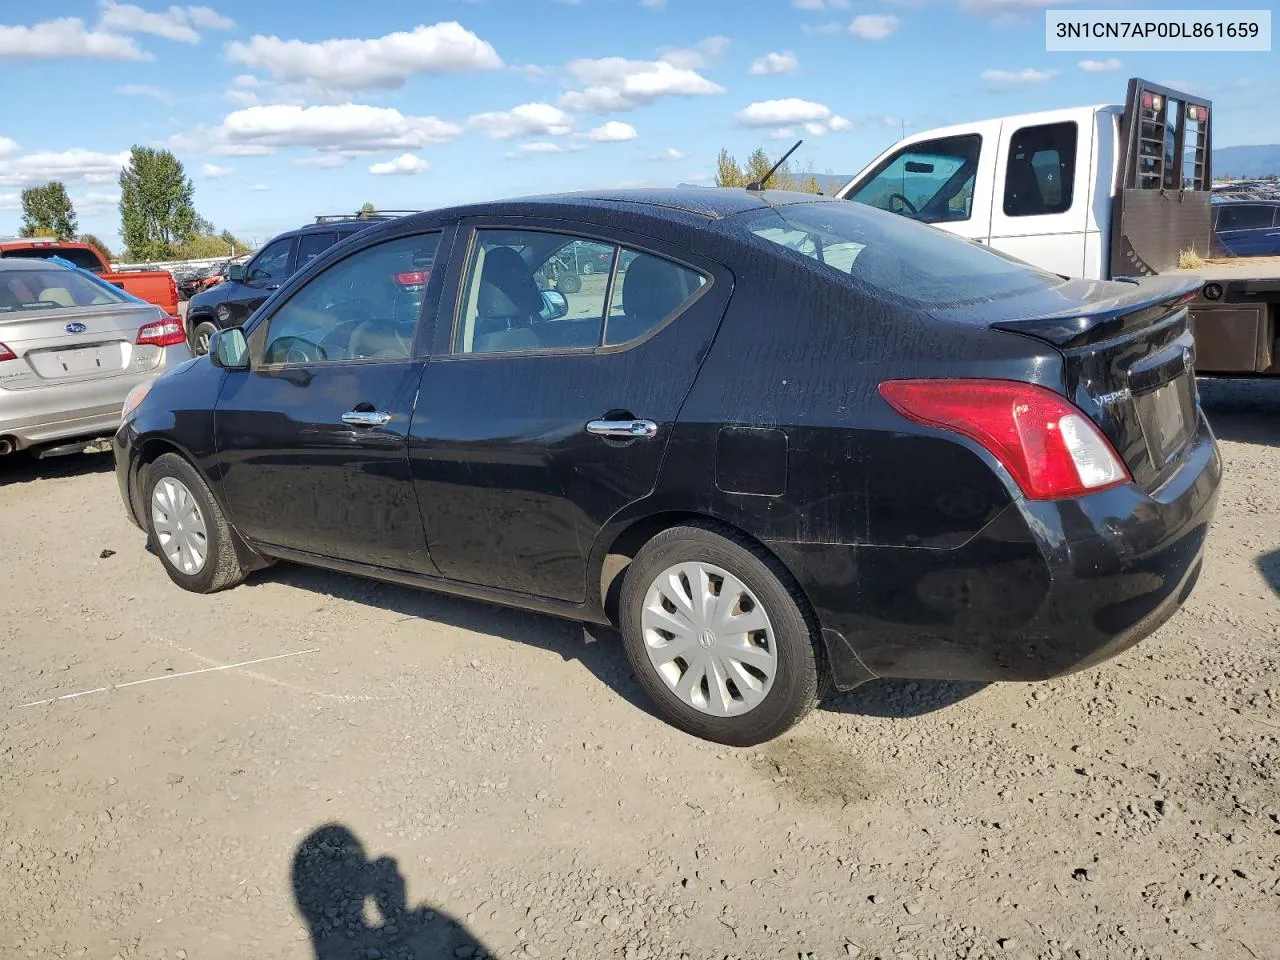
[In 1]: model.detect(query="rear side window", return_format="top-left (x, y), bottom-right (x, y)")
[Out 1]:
top-left (1003, 122), bottom-right (1078, 217)
top-left (743, 201), bottom-right (1066, 308)
top-left (1217, 204), bottom-right (1275, 230)
top-left (295, 231), bottom-right (338, 271)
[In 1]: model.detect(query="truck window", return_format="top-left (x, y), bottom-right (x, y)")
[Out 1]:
top-left (1, 247), bottom-right (105, 272)
top-left (295, 231), bottom-right (338, 271)
top-left (1003, 122), bottom-right (1077, 218)
top-left (846, 135), bottom-right (982, 224)
top-left (1216, 204), bottom-right (1276, 231)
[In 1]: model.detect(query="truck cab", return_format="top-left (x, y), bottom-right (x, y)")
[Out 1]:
top-left (836, 79), bottom-right (1280, 377)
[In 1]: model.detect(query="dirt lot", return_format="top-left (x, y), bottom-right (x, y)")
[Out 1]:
top-left (2, 380), bottom-right (1277, 960)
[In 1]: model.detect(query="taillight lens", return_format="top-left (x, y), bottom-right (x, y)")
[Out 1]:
top-left (879, 378), bottom-right (1131, 500)
top-left (0, 342), bottom-right (15, 362)
top-left (136, 316), bottom-right (186, 348)
top-left (394, 270), bottom-right (430, 286)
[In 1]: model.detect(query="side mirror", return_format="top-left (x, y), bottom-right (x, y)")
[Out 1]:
top-left (208, 327), bottom-right (250, 371)
top-left (540, 289), bottom-right (569, 320)
top-left (227, 263), bottom-right (246, 282)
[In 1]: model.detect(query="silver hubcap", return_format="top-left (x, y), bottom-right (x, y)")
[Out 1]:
top-left (640, 561), bottom-right (777, 717)
top-left (151, 477), bottom-right (208, 575)
top-left (197, 327), bottom-right (212, 353)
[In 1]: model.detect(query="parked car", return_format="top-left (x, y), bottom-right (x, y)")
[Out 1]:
top-left (114, 189), bottom-right (1220, 745)
top-left (1212, 199), bottom-right (1280, 257)
top-left (0, 238), bottom-right (180, 317)
top-left (184, 212), bottom-right (417, 355)
top-left (1, 258), bottom-right (191, 457)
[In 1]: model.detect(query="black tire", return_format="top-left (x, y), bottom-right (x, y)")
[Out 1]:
top-left (619, 524), bottom-right (826, 746)
top-left (143, 453), bottom-right (247, 594)
top-left (558, 273), bottom-right (582, 294)
top-left (191, 320), bottom-right (217, 356)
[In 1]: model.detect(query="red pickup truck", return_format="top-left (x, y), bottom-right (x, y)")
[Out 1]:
top-left (0, 239), bottom-right (179, 317)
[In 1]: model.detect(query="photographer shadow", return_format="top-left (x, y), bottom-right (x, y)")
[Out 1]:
top-left (293, 824), bottom-right (492, 960)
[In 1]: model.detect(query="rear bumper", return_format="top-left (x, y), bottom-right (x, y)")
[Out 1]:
top-left (0, 344), bottom-right (190, 451)
top-left (773, 410), bottom-right (1222, 688)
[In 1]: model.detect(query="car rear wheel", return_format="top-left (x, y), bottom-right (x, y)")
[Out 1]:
top-left (144, 453), bottom-right (247, 594)
top-left (619, 524), bottom-right (826, 746)
top-left (192, 320), bottom-right (217, 356)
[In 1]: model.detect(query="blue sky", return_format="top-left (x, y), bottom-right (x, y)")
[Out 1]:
top-left (1, 0), bottom-right (1275, 252)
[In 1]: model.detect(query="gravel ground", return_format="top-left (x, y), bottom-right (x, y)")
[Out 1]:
top-left (1, 379), bottom-right (1277, 960)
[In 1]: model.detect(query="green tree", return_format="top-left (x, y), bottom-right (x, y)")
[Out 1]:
top-left (359, 201), bottom-right (377, 216)
top-left (715, 148), bottom-right (827, 193)
top-left (78, 233), bottom-right (115, 262)
top-left (172, 220), bottom-right (252, 260)
top-left (715, 149), bottom-right (746, 188)
top-left (19, 181), bottom-right (78, 240)
top-left (118, 146), bottom-right (196, 260)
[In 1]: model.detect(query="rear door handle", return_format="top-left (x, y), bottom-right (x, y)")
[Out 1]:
top-left (341, 410), bottom-right (392, 427)
top-left (586, 419), bottom-right (658, 439)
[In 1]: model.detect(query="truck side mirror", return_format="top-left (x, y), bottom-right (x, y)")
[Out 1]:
top-left (227, 263), bottom-right (246, 282)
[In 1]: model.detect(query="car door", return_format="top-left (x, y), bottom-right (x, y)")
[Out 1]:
top-left (839, 123), bottom-right (1001, 247)
top-left (226, 234), bottom-right (296, 326)
top-left (409, 220), bottom-right (732, 602)
top-left (214, 228), bottom-right (449, 572)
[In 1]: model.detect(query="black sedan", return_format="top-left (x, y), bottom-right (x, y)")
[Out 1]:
top-left (114, 188), bottom-right (1221, 746)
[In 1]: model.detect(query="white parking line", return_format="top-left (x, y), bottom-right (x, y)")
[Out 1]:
top-left (18, 648), bottom-right (320, 708)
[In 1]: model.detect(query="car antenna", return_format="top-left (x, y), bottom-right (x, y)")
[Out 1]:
top-left (746, 140), bottom-right (803, 192)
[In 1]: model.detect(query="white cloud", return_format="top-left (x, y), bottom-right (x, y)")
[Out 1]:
top-left (249, 183), bottom-right (270, 192)
top-left (369, 153), bottom-right (430, 176)
top-left (216, 103), bottom-right (463, 155)
top-left (0, 148), bottom-right (130, 188)
top-left (225, 87), bottom-right (260, 106)
top-left (981, 67), bottom-right (1058, 84)
top-left (561, 57), bottom-right (724, 113)
top-left (792, 0), bottom-right (850, 8)
top-left (657, 36), bottom-right (729, 70)
top-left (294, 155), bottom-right (349, 168)
top-left (0, 18), bottom-right (148, 60)
top-left (750, 51), bottom-right (799, 75)
top-left (74, 191), bottom-right (121, 215)
top-left (962, 0), bottom-right (1073, 11)
top-left (654, 147), bottom-right (685, 161)
top-left (199, 162), bottom-right (234, 179)
top-left (767, 127), bottom-right (796, 140)
top-left (505, 141), bottom-right (586, 159)
top-left (802, 21), bottom-right (846, 35)
top-left (588, 121), bottom-right (638, 143)
top-left (1078, 57), bottom-right (1122, 72)
top-left (96, 2), bottom-right (233, 43)
top-left (232, 74), bottom-right (259, 88)
top-left (226, 22), bottom-right (502, 94)
top-left (0, 137), bottom-right (20, 157)
top-left (116, 83), bottom-right (173, 104)
top-left (850, 14), bottom-right (900, 40)
top-left (468, 102), bottom-right (573, 140)
top-left (0, 194), bottom-right (19, 213)
top-left (736, 99), bottom-right (853, 136)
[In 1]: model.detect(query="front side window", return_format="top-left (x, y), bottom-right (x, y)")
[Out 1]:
top-left (744, 201), bottom-right (1066, 308)
top-left (247, 237), bottom-right (294, 284)
top-left (1003, 122), bottom-right (1078, 217)
top-left (295, 231), bottom-right (338, 271)
top-left (847, 135), bottom-right (982, 224)
top-left (260, 233), bottom-right (439, 365)
top-left (454, 230), bottom-right (706, 356)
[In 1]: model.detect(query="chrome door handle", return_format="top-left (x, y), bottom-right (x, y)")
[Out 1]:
top-left (586, 419), bottom-right (658, 439)
top-left (341, 410), bottom-right (391, 427)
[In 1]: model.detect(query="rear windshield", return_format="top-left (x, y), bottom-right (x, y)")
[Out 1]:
top-left (0, 269), bottom-right (130, 314)
top-left (739, 201), bottom-right (1067, 307)
top-left (1, 247), bottom-right (105, 271)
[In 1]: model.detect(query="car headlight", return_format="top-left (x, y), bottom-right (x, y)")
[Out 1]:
top-left (122, 381), bottom-right (153, 420)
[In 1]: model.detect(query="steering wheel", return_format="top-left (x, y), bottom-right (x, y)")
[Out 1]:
top-left (887, 193), bottom-right (920, 216)
top-left (348, 319), bottom-right (412, 359)
top-left (267, 335), bottom-right (326, 365)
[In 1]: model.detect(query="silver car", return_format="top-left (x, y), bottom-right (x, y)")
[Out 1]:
top-left (0, 258), bottom-right (192, 455)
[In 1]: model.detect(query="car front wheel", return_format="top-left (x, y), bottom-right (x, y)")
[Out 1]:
top-left (619, 524), bottom-right (826, 746)
top-left (144, 453), bottom-right (247, 594)
top-left (191, 320), bottom-right (217, 356)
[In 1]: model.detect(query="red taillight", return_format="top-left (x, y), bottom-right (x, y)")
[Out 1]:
top-left (878, 378), bottom-right (1131, 500)
top-left (0, 342), bottom-right (15, 362)
top-left (136, 316), bottom-right (186, 348)
top-left (394, 270), bottom-right (429, 286)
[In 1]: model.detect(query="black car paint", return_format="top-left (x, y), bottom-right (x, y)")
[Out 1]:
top-left (116, 189), bottom-right (1220, 690)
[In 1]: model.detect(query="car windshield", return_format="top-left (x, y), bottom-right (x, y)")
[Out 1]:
top-left (0, 268), bottom-right (130, 313)
top-left (739, 200), bottom-right (1067, 308)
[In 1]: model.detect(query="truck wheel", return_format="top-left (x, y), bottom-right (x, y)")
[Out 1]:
top-left (559, 273), bottom-right (581, 294)
top-left (619, 524), bottom-right (827, 746)
top-left (192, 321), bottom-right (217, 356)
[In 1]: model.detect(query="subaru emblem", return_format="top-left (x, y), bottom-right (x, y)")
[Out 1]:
top-left (65, 322), bottom-right (87, 334)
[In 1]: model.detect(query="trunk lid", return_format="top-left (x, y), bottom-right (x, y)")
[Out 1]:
top-left (0, 302), bottom-right (165, 391)
top-left (934, 274), bottom-right (1203, 492)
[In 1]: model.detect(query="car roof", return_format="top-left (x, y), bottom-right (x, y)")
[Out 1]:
top-left (0, 257), bottom-right (64, 272)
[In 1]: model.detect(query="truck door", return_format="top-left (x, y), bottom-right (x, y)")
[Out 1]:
top-left (987, 111), bottom-right (1093, 277)
top-left (837, 120), bottom-right (1001, 246)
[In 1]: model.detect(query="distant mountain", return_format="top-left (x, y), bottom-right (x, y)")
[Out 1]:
top-left (1214, 145), bottom-right (1280, 179)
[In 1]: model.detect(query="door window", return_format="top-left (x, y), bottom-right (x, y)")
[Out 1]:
top-left (247, 237), bottom-right (294, 284)
top-left (604, 250), bottom-right (707, 345)
top-left (295, 231), bottom-right (338, 271)
top-left (1216, 204), bottom-right (1276, 231)
top-left (1003, 122), bottom-right (1078, 217)
top-left (260, 233), bottom-right (440, 365)
top-left (847, 135), bottom-right (982, 223)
